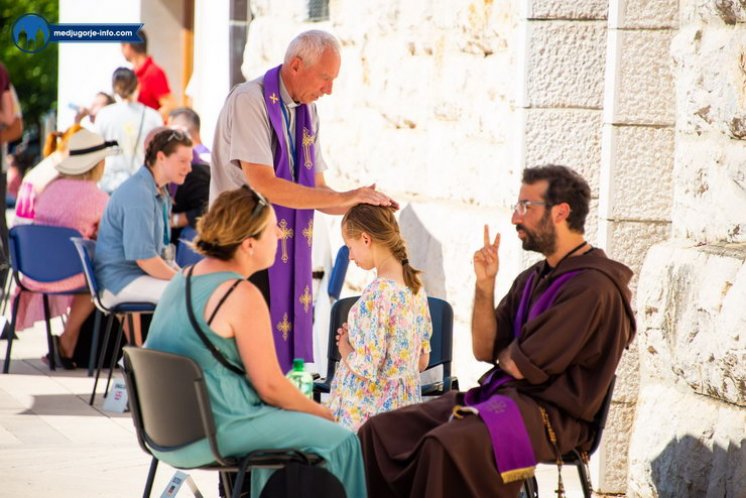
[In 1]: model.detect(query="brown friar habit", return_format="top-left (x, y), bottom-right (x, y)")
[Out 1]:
top-left (358, 248), bottom-right (636, 498)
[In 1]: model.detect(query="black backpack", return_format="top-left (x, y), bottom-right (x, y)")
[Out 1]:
top-left (260, 462), bottom-right (346, 498)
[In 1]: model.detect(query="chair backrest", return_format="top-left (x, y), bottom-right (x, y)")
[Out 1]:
top-left (322, 296), bottom-right (358, 382)
top-left (9, 225), bottom-right (83, 283)
top-left (327, 246), bottom-right (350, 301)
top-left (70, 237), bottom-right (101, 299)
top-left (176, 226), bottom-right (203, 267)
top-left (122, 347), bottom-right (229, 465)
top-left (424, 297), bottom-right (454, 378)
top-left (322, 295), bottom-right (454, 385)
top-left (587, 375), bottom-right (616, 456)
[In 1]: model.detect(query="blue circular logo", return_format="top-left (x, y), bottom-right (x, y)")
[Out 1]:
top-left (12, 14), bottom-right (50, 54)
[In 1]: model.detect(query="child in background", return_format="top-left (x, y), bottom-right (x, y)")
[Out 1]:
top-left (327, 204), bottom-right (432, 431)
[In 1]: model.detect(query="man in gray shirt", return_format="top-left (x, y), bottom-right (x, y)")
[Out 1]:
top-left (210, 30), bottom-right (396, 371)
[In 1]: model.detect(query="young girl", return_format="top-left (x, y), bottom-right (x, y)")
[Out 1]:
top-left (327, 204), bottom-right (432, 431)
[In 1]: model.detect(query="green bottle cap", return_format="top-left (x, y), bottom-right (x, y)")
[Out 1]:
top-left (292, 358), bottom-right (305, 371)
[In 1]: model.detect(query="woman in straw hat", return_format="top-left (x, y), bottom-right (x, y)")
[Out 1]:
top-left (12, 128), bottom-right (115, 368)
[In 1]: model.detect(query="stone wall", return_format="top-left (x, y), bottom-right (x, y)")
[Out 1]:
top-left (627, 0), bottom-right (746, 496)
top-left (596, 0), bottom-right (678, 492)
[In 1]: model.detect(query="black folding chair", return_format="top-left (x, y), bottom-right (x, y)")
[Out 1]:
top-left (522, 376), bottom-right (617, 498)
top-left (313, 295), bottom-right (458, 401)
top-left (420, 297), bottom-right (458, 395)
top-left (122, 346), bottom-right (324, 498)
top-left (313, 297), bottom-right (356, 401)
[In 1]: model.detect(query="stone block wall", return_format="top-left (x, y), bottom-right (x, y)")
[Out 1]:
top-left (597, 1), bottom-right (677, 491)
top-left (627, 0), bottom-right (746, 495)
top-left (630, 243), bottom-right (746, 497)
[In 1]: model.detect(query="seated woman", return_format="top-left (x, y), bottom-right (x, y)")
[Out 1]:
top-left (327, 204), bottom-right (433, 431)
top-left (11, 128), bottom-right (112, 368)
top-left (144, 187), bottom-right (366, 497)
top-left (14, 124), bottom-right (83, 224)
top-left (94, 128), bottom-right (192, 316)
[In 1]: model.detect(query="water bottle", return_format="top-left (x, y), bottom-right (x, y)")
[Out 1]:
top-left (286, 358), bottom-right (313, 399)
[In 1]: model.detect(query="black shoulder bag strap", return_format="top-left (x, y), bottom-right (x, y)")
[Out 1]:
top-left (185, 265), bottom-right (246, 376)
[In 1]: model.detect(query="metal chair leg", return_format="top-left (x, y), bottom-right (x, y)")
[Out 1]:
top-left (42, 294), bottom-right (55, 371)
top-left (90, 313), bottom-right (115, 405)
top-left (142, 456), bottom-right (159, 498)
top-left (0, 269), bottom-right (12, 316)
top-left (87, 310), bottom-right (103, 377)
top-left (521, 476), bottom-right (539, 498)
top-left (2, 292), bottom-right (21, 374)
top-left (104, 314), bottom-right (128, 398)
top-left (220, 471), bottom-right (233, 498)
top-left (576, 457), bottom-right (593, 498)
top-left (231, 458), bottom-right (251, 498)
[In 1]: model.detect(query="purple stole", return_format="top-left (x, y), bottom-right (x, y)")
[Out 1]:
top-left (262, 65), bottom-right (315, 372)
top-left (462, 269), bottom-right (581, 483)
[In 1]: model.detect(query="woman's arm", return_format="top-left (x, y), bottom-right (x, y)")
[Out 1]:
top-left (228, 282), bottom-right (333, 420)
top-left (0, 91), bottom-right (14, 127)
top-left (136, 256), bottom-right (177, 280)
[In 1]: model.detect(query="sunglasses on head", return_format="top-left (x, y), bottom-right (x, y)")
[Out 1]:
top-left (240, 185), bottom-right (269, 221)
top-left (164, 129), bottom-right (189, 143)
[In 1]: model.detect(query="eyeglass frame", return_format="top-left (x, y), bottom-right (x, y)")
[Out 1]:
top-left (512, 200), bottom-right (550, 216)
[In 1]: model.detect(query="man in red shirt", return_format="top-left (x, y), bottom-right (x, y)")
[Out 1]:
top-left (121, 30), bottom-right (175, 121)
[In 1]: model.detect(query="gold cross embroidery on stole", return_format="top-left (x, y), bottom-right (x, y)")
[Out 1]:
top-left (278, 219), bottom-right (294, 263)
top-left (276, 313), bottom-right (292, 341)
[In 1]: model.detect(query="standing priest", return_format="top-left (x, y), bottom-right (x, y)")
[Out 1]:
top-left (210, 30), bottom-right (396, 372)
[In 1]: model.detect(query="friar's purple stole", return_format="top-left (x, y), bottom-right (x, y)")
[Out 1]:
top-left (262, 65), bottom-right (316, 373)
top-left (462, 269), bottom-right (581, 483)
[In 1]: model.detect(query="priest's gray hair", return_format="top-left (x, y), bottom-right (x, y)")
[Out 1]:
top-left (284, 30), bottom-right (340, 67)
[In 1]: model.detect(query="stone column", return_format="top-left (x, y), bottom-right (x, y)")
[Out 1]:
top-left (520, 1), bottom-right (608, 250)
top-left (598, 0), bottom-right (678, 493)
top-left (628, 1), bottom-right (746, 496)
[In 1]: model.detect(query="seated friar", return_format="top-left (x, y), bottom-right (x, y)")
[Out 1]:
top-left (358, 164), bottom-right (636, 498)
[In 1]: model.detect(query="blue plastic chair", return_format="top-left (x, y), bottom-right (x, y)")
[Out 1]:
top-left (312, 295), bottom-right (457, 400)
top-left (175, 225), bottom-right (203, 267)
top-left (70, 238), bottom-right (156, 405)
top-left (327, 246), bottom-right (349, 301)
top-left (2, 225), bottom-right (87, 373)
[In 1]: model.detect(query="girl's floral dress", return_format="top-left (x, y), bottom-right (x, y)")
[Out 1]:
top-left (328, 278), bottom-right (432, 431)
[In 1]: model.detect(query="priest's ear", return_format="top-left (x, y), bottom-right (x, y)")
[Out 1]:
top-left (287, 55), bottom-right (304, 73)
top-left (552, 202), bottom-right (571, 224)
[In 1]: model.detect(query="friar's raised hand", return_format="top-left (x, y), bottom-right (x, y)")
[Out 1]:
top-left (473, 224), bottom-right (500, 284)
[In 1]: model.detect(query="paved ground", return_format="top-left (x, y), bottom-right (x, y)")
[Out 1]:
top-left (0, 322), bottom-right (587, 497)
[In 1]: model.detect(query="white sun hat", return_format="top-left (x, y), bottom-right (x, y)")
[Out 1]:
top-left (55, 129), bottom-right (119, 175)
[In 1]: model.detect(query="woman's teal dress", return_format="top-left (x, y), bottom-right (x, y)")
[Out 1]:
top-left (144, 271), bottom-right (367, 497)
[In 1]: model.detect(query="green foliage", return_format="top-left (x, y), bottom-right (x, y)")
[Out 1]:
top-left (0, 1), bottom-right (59, 137)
